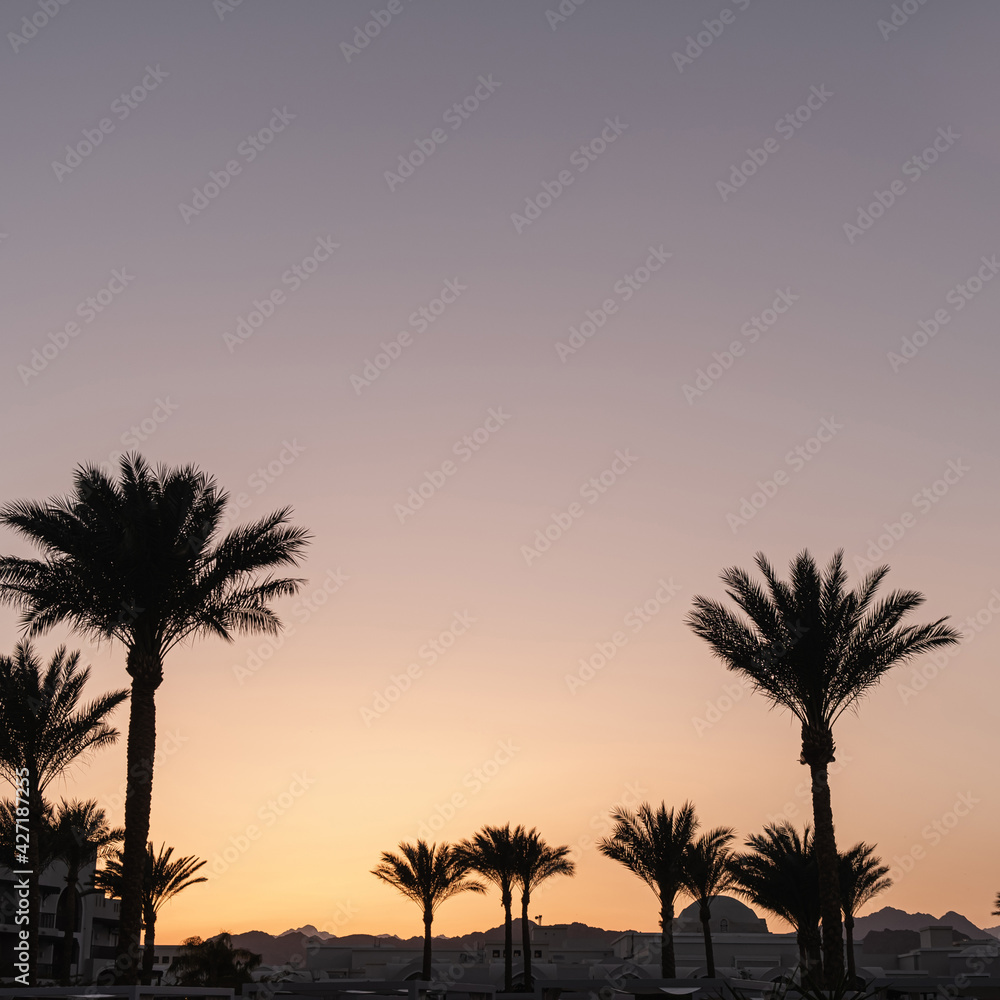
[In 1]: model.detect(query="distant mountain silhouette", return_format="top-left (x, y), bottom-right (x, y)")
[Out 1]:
top-left (232, 911), bottom-right (998, 966)
top-left (234, 920), bottom-right (624, 965)
top-left (854, 906), bottom-right (995, 941)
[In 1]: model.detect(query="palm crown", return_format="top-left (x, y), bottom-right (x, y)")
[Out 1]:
top-left (598, 801), bottom-right (698, 978)
top-left (686, 550), bottom-right (959, 754)
top-left (0, 455), bottom-right (310, 665)
top-left (0, 642), bottom-right (127, 792)
top-left (373, 840), bottom-right (484, 982)
top-left (372, 840), bottom-right (484, 914)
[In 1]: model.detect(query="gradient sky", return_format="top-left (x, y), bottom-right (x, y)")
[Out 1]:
top-left (1, 0), bottom-right (999, 946)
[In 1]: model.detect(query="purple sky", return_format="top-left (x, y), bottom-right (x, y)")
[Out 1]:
top-left (1, 0), bottom-right (998, 941)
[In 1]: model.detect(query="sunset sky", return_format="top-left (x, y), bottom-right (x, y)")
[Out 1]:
top-left (2, 0), bottom-right (999, 945)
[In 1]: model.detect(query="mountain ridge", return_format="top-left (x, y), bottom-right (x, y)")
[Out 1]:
top-left (231, 908), bottom-right (999, 965)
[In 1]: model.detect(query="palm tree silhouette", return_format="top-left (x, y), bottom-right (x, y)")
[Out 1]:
top-left (50, 800), bottom-right (123, 982)
top-left (0, 454), bottom-right (309, 981)
top-left (687, 549), bottom-right (959, 983)
top-left (0, 642), bottom-right (126, 985)
top-left (456, 824), bottom-right (521, 990)
top-left (168, 933), bottom-right (261, 987)
top-left (597, 801), bottom-right (698, 978)
top-left (839, 843), bottom-right (891, 984)
top-left (96, 841), bottom-right (208, 984)
top-left (513, 829), bottom-right (575, 988)
top-left (729, 822), bottom-right (821, 979)
top-left (680, 826), bottom-right (738, 977)
top-left (993, 892), bottom-right (1000, 917)
top-left (371, 840), bottom-right (484, 980)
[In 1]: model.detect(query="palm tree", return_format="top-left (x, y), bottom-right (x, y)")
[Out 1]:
top-left (0, 454), bottom-right (310, 981)
top-left (0, 641), bottom-right (127, 985)
top-left (513, 829), bottom-right (575, 988)
top-left (455, 824), bottom-right (522, 990)
top-left (993, 892), bottom-right (1000, 917)
top-left (839, 843), bottom-right (891, 984)
top-left (597, 801), bottom-right (698, 978)
top-left (96, 841), bottom-right (208, 984)
top-left (687, 549), bottom-right (960, 983)
top-left (680, 826), bottom-right (738, 978)
top-left (729, 823), bottom-right (820, 979)
top-left (371, 840), bottom-right (485, 980)
top-left (168, 933), bottom-right (261, 987)
top-left (50, 800), bottom-right (123, 982)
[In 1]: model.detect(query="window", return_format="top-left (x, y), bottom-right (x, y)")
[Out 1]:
top-left (514, 950), bottom-right (521, 957)
top-left (493, 950), bottom-right (501, 958)
top-left (534, 950), bottom-right (542, 958)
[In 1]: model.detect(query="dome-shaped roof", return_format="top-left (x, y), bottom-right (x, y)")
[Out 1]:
top-left (675, 895), bottom-right (768, 933)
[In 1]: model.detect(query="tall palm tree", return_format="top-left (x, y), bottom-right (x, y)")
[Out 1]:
top-left (168, 933), bottom-right (261, 988)
top-left (839, 843), bottom-right (891, 984)
top-left (729, 823), bottom-right (820, 979)
top-left (0, 641), bottom-right (127, 985)
top-left (680, 826), bottom-right (738, 978)
top-left (455, 824), bottom-right (522, 990)
top-left (597, 801), bottom-right (698, 978)
top-left (687, 549), bottom-right (960, 983)
top-left (371, 840), bottom-right (485, 980)
top-left (95, 841), bottom-right (208, 984)
top-left (993, 892), bottom-right (1000, 917)
top-left (50, 799), bottom-right (123, 982)
top-left (0, 454), bottom-right (309, 981)
top-left (513, 829), bottom-right (575, 988)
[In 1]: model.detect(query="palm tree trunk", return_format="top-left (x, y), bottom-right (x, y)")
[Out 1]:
top-left (521, 891), bottom-right (532, 989)
top-left (117, 664), bottom-right (159, 984)
top-left (659, 900), bottom-right (675, 978)
top-left (422, 909), bottom-right (432, 981)
top-left (795, 928), bottom-right (809, 974)
top-left (807, 754), bottom-right (845, 985)
top-left (56, 865), bottom-right (80, 981)
top-left (141, 906), bottom-right (156, 984)
top-left (699, 905), bottom-right (715, 978)
top-left (503, 892), bottom-right (513, 991)
top-left (845, 913), bottom-right (856, 983)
